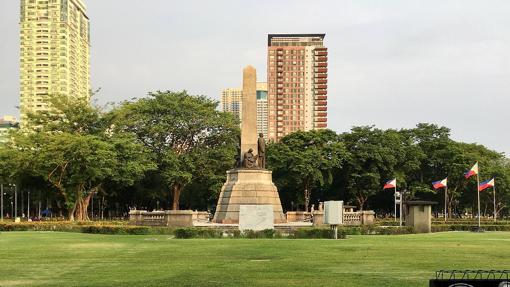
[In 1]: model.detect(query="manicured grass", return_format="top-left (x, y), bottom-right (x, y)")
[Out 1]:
top-left (0, 232), bottom-right (509, 286)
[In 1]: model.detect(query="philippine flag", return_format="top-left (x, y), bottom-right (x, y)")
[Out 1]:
top-left (432, 178), bottom-right (448, 189)
top-left (464, 162), bottom-right (479, 179)
top-left (478, 178), bottom-right (495, 191)
top-left (383, 179), bottom-right (396, 189)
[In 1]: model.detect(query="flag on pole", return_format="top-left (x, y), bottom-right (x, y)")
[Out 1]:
top-left (383, 179), bottom-right (396, 189)
top-left (478, 178), bottom-right (495, 191)
top-left (432, 178), bottom-right (448, 189)
top-left (464, 162), bottom-right (479, 179)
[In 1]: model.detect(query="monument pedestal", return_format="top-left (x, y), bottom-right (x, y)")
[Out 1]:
top-left (213, 168), bottom-right (286, 224)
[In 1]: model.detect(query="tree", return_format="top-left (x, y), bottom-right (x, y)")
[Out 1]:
top-left (268, 129), bottom-right (348, 212)
top-left (340, 126), bottom-right (424, 211)
top-left (1, 95), bottom-right (155, 221)
top-left (112, 91), bottom-right (239, 210)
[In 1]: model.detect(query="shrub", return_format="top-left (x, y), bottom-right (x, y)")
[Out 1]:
top-left (242, 229), bottom-right (279, 239)
top-left (431, 224), bottom-right (510, 232)
top-left (81, 225), bottom-right (150, 235)
top-left (290, 228), bottom-right (340, 239)
top-left (0, 222), bottom-right (158, 235)
top-left (174, 228), bottom-right (223, 239)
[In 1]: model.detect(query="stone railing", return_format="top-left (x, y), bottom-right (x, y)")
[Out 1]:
top-left (135, 211), bottom-right (166, 226)
top-left (344, 211), bottom-right (375, 226)
top-left (129, 210), bottom-right (211, 227)
top-left (307, 211), bottom-right (375, 226)
top-left (343, 212), bottom-right (362, 225)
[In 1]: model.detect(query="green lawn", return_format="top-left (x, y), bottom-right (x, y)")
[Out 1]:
top-left (0, 232), bottom-right (509, 286)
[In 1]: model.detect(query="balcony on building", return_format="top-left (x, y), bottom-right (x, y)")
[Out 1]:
top-left (315, 51), bottom-right (328, 56)
top-left (314, 62), bottom-right (328, 67)
top-left (316, 79), bottom-right (327, 84)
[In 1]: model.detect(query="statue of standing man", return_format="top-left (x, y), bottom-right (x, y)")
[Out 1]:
top-left (257, 133), bottom-right (266, 169)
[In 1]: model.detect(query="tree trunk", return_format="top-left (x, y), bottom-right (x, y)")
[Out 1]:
top-left (76, 192), bottom-right (94, 221)
top-left (171, 184), bottom-right (182, 210)
top-left (74, 199), bottom-right (84, 221)
top-left (68, 203), bottom-right (77, 222)
top-left (356, 193), bottom-right (366, 211)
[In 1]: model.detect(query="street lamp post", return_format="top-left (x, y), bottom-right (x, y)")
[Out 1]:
top-left (27, 191), bottom-right (30, 220)
top-left (13, 184), bottom-right (17, 219)
top-left (1, 184), bottom-right (4, 221)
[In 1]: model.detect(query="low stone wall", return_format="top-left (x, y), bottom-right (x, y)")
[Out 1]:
top-left (129, 210), bottom-right (210, 227)
top-left (131, 209), bottom-right (375, 227)
top-left (286, 211), bottom-right (311, 223)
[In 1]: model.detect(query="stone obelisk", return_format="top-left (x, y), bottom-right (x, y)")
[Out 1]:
top-left (213, 66), bottom-right (286, 224)
top-left (240, 65), bottom-right (258, 159)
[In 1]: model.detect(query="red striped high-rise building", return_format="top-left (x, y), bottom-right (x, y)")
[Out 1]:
top-left (267, 34), bottom-right (328, 142)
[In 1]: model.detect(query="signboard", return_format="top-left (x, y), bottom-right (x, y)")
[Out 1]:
top-left (324, 201), bottom-right (343, 225)
top-left (239, 205), bottom-right (274, 231)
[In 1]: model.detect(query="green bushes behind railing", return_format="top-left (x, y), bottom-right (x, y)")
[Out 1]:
top-left (0, 222), bottom-right (174, 235)
top-left (2, 221), bottom-right (509, 237)
top-left (432, 224), bottom-right (510, 232)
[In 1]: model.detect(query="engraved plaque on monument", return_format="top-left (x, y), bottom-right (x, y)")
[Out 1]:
top-left (239, 205), bottom-right (274, 231)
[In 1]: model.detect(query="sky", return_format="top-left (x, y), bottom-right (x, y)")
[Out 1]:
top-left (1, 0), bottom-right (509, 155)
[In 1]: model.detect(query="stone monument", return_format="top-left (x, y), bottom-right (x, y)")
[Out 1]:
top-left (213, 66), bottom-right (286, 224)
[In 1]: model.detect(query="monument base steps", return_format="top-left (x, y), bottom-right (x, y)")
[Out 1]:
top-left (213, 168), bottom-right (286, 224)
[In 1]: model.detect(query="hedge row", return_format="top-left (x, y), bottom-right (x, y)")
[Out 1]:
top-left (0, 222), bottom-right (174, 235)
top-left (431, 224), bottom-right (510, 232)
top-left (431, 220), bottom-right (510, 226)
top-left (173, 228), bottom-right (287, 239)
top-left (377, 219), bottom-right (510, 226)
top-left (4, 222), bottom-right (508, 237)
top-left (172, 226), bottom-right (416, 239)
top-left (172, 228), bottom-right (338, 239)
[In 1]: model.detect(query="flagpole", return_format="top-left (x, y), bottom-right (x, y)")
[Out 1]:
top-left (399, 188), bottom-right (402, 228)
top-left (444, 186), bottom-right (447, 223)
top-left (493, 184), bottom-right (496, 222)
top-left (394, 186), bottom-right (397, 222)
top-left (476, 172), bottom-right (481, 229)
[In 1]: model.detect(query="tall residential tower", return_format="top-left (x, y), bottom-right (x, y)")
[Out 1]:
top-left (19, 0), bottom-right (90, 124)
top-left (267, 34), bottom-right (328, 141)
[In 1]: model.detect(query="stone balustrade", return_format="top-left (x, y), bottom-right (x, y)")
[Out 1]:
top-left (342, 211), bottom-right (375, 226)
top-left (287, 210), bottom-right (375, 226)
top-left (130, 209), bottom-right (375, 227)
top-left (343, 212), bottom-right (361, 225)
top-left (129, 210), bottom-right (210, 227)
